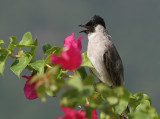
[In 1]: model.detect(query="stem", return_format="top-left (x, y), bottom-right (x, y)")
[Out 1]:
top-left (63, 73), bottom-right (72, 78)
top-left (46, 64), bottom-right (52, 69)
top-left (120, 113), bottom-right (128, 119)
top-left (9, 54), bottom-right (22, 58)
top-left (86, 98), bottom-right (90, 105)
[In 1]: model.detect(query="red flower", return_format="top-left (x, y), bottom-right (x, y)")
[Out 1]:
top-left (51, 33), bottom-right (83, 71)
top-left (57, 106), bottom-right (98, 119)
top-left (22, 75), bottom-right (38, 100)
top-left (57, 106), bottom-right (88, 119)
top-left (91, 109), bottom-right (98, 119)
top-left (64, 32), bottom-right (83, 50)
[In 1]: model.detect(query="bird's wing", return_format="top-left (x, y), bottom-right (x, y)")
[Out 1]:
top-left (103, 45), bottom-right (124, 86)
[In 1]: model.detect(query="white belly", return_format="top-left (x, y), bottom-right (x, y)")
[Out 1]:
top-left (87, 34), bottom-right (113, 86)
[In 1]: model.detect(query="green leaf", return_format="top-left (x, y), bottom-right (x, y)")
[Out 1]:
top-left (82, 85), bottom-right (94, 97)
top-left (30, 66), bottom-right (62, 101)
top-left (129, 93), bottom-right (151, 113)
top-left (83, 75), bottom-right (95, 85)
top-left (134, 93), bottom-right (151, 104)
top-left (100, 111), bottom-right (113, 119)
top-left (19, 32), bottom-right (33, 45)
top-left (44, 47), bottom-right (63, 55)
top-left (114, 99), bottom-right (128, 114)
top-left (57, 69), bottom-right (64, 79)
top-left (76, 67), bottom-right (88, 79)
top-left (0, 48), bottom-right (8, 54)
top-left (31, 66), bottom-right (60, 83)
top-left (61, 89), bottom-right (80, 108)
top-left (97, 83), bottom-right (112, 97)
top-left (42, 43), bottom-right (52, 54)
top-left (136, 100), bottom-right (151, 111)
top-left (44, 47), bottom-right (63, 63)
top-left (129, 111), bottom-right (154, 119)
top-left (46, 90), bottom-right (56, 97)
top-left (97, 84), bottom-right (130, 114)
top-left (17, 32), bottom-right (34, 48)
top-left (10, 53), bottom-right (32, 78)
top-left (129, 93), bottom-right (159, 119)
top-left (28, 60), bottom-right (45, 73)
top-left (107, 96), bottom-right (118, 105)
top-left (36, 84), bottom-right (46, 102)
top-left (112, 87), bottom-right (130, 114)
top-left (95, 84), bottom-right (114, 107)
top-left (81, 52), bottom-right (94, 68)
top-left (8, 37), bottom-right (17, 53)
top-left (45, 55), bottom-right (51, 64)
top-left (68, 74), bottom-right (83, 91)
top-left (30, 38), bottom-right (38, 60)
top-left (0, 51), bottom-right (10, 75)
top-left (0, 40), bottom-right (5, 48)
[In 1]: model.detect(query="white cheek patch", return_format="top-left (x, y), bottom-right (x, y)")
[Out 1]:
top-left (88, 25), bottom-right (105, 41)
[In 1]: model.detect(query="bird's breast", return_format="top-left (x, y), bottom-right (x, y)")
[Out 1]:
top-left (87, 32), bottom-right (110, 61)
top-left (87, 33), bottom-right (113, 86)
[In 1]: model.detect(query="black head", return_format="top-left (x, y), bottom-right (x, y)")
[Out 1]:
top-left (79, 15), bottom-right (106, 34)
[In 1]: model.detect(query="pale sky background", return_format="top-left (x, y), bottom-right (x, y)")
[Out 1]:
top-left (0, 0), bottom-right (160, 118)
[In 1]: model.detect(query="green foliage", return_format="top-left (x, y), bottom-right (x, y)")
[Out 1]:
top-left (0, 40), bottom-right (5, 48)
top-left (17, 32), bottom-right (35, 48)
top-left (10, 52), bottom-right (32, 78)
top-left (43, 43), bottom-right (63, 56)
top-left (28, 60), bottom-right (45, 74)
top-left (81, 52), bottom-right (94, 68)
top-left (44, 46), bottom-right (63, 55)
top-left (76, 67), bottom-right (88, 79)
top-left (68, 75), bottom-right (83, 91)
top-left (8, 37), bottom-right (17, 53)
top-left (1, 32), bottom-right (160, 119)
top-left (42, 43), bottom-right (63, 64)
top-left (42, 43), bottom-right (52, 54)
top-left (0, 37), bottom-right (17, 75)
top-left (0, 51), bottom-right (10, 75)
top-left (30, 66), bottom-right (63, 101)
top-left (30, 38), bottom-right (38, 60)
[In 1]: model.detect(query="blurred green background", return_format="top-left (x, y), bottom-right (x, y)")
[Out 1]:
top-left (0, 0), bottom-right (160, 118)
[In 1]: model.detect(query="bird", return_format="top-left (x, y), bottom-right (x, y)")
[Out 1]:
top-left (79, 15), bottom-right (124, 87)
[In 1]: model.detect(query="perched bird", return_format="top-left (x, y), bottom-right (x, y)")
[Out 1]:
top-left (79, 15), bottom-right (124, 87)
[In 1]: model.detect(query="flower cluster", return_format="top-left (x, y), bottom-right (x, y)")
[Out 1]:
top-left (22, 33), bottom-right (83, 100)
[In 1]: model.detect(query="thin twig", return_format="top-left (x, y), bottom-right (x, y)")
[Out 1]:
top-left (46, 64), bottom-right (52, 69)
top-left (9, 54), bottom-right (22, 58)
top-left (63, 73), bottom-right (72, 78)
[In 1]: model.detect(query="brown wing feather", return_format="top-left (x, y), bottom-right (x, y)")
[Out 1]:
top-left (103, 45), bottom-right (124, 86)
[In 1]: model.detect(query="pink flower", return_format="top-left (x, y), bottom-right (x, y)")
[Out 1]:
top-left (22, 75), bottom-right (38, 100)
top-left (57, 106), bottom-right (88, 119)
top-left (57, 106), bottom-right (98, 119)
top-left (91, 109), bottom-right (98, 119)
top-left (51, 33), bottom-right (83, 71)
top-left (85, 104), bottom-right (90, 107)
top-left (64, 32), bottom-right (83, 50)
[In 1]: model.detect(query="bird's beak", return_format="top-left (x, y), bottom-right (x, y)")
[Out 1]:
top-left (79, 25), bottom-right (91, 33)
